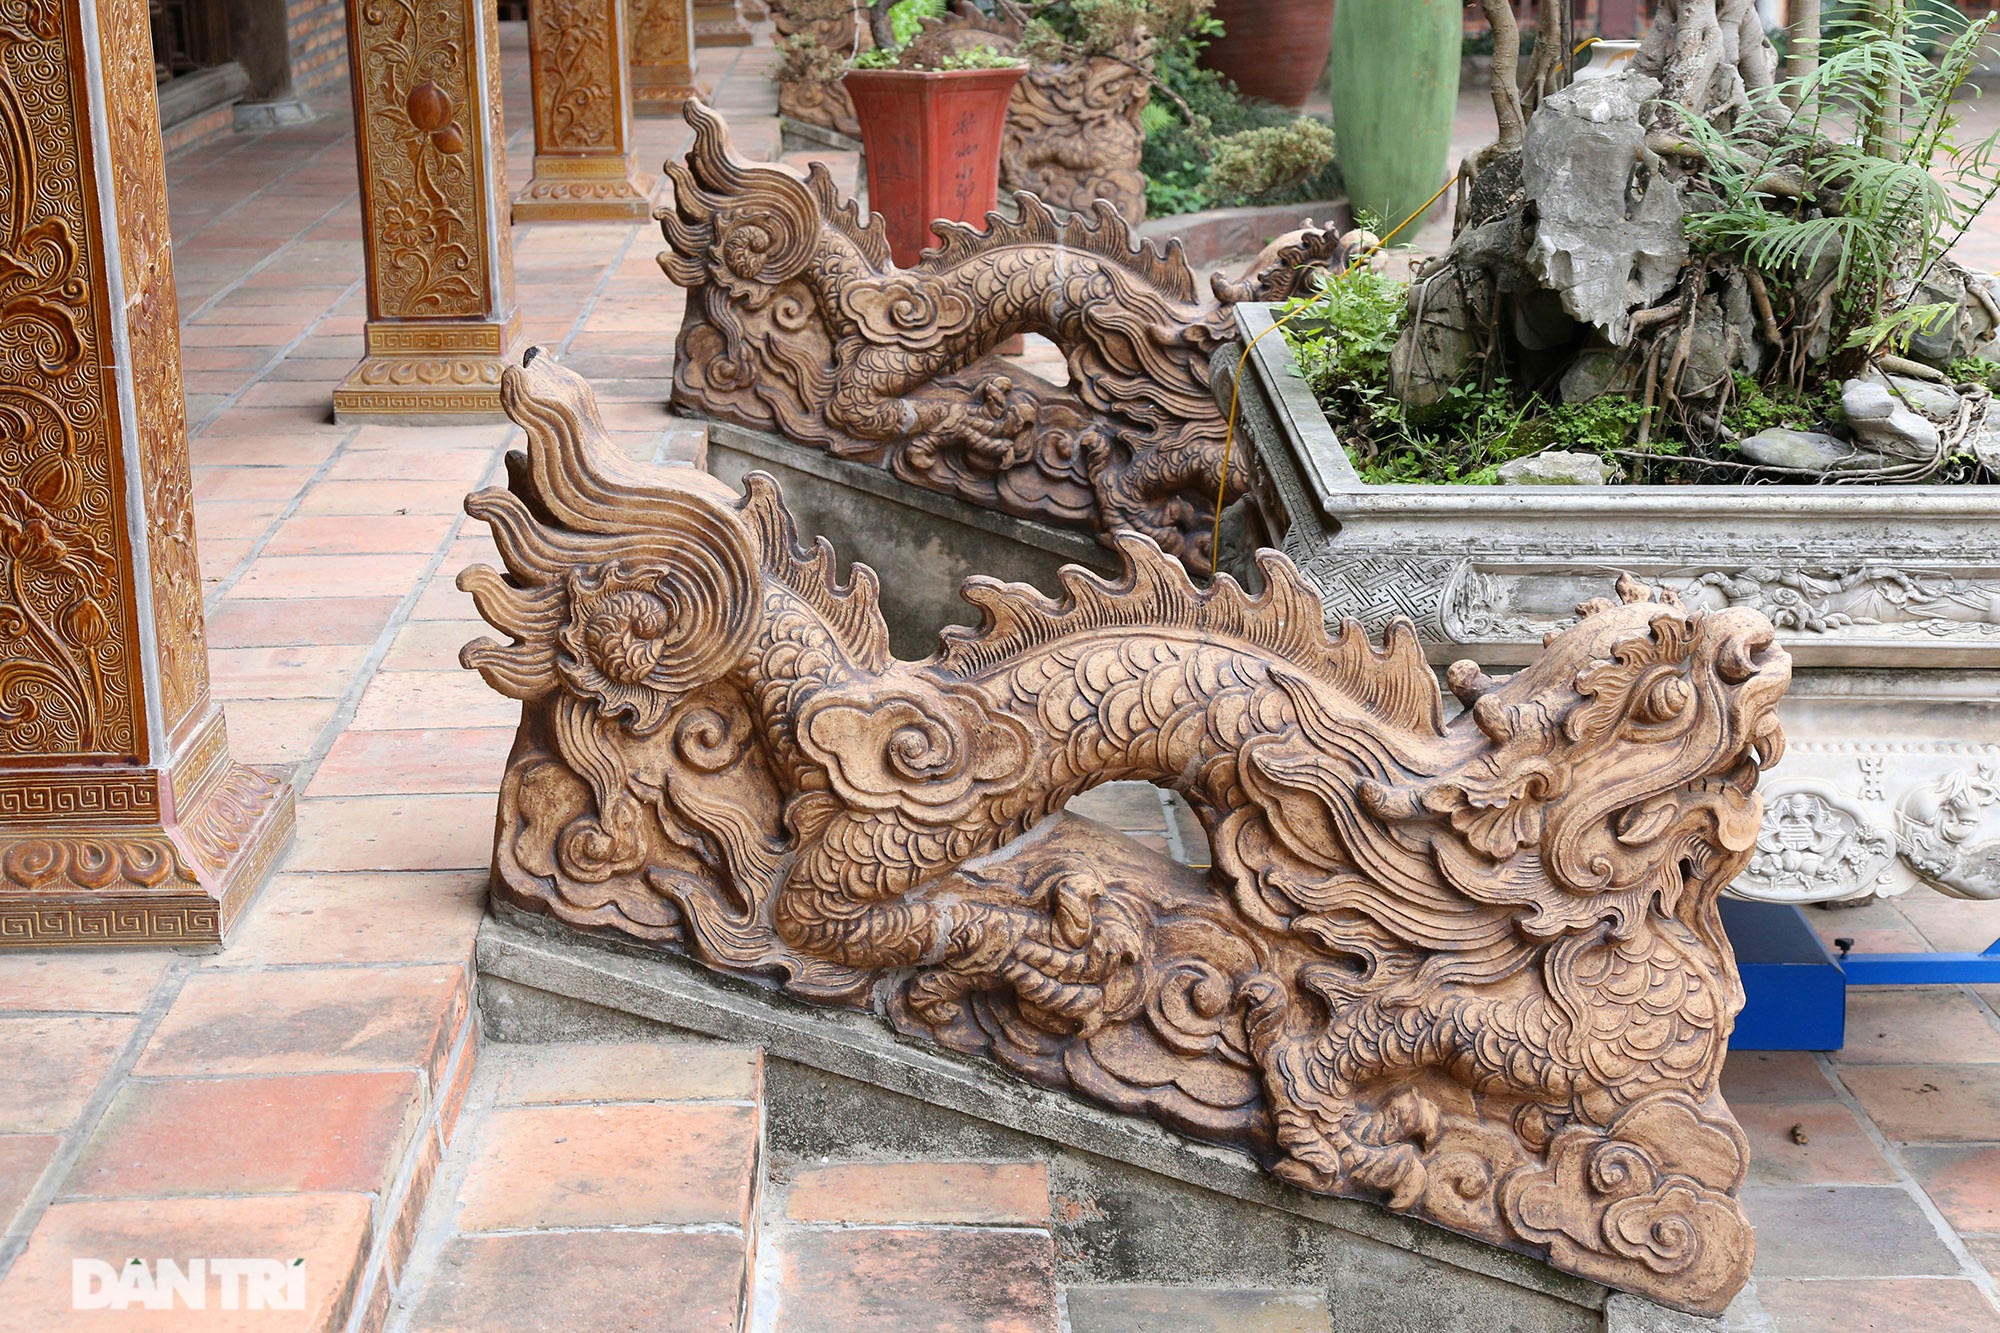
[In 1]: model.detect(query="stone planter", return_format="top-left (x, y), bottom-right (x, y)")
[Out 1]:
top-left (843, 64), bottom-right (1024, 266)
top-left (1228, 301), bottom-right (2000, 907)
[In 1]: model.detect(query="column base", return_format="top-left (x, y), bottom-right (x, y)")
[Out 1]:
top-left (694, 4), bottom-right (751, 45)
top-left (234, 98), bottom-right (317, 130)
top-left (633, 62), bottom-right (710, 115)
top-left (0, 712), bottom-right (296, 948)
top-left (514, 155), bottom-right (658, 222)
top-left (333, 313), bottom-right (524, 423)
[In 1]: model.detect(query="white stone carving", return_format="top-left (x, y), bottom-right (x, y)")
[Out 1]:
top-left (1735, 783), bottom-right (1896, 905)
top-left (1896, 763), bottom-right (2000, 901)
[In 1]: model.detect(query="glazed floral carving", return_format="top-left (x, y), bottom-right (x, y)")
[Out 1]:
top-left (660, 102), bottom-right (1249, 571)
top-left (464, 351), bottom-right (1793, 1314)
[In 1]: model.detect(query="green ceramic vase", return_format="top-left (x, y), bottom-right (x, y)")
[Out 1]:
top-left (1328, 0), bottom-right (1462, 235)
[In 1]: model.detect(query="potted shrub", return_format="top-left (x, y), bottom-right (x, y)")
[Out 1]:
top-left (843, 1), bottom-right (1027, 264)
top-left (1222, 3), bottom-right (2000, 910)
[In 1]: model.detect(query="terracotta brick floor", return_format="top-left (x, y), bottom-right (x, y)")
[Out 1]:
top-left (3, 28), bottom-right (2000, 1331)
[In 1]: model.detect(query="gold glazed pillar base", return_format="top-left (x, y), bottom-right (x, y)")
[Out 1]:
top-left (0, 0), bottom-right (294, 946)
top-left (3, 714), bottom-right (296, 949)
top-left (340, 0), bottom-right (522, 421)
top-left (630, 0), bottom-right (707, 115)
top-left (515, 156), bottom-right (658, 222)
top-left (694, 1), bottom-right (750, 46)
top-left (332, 315), bottom-right (525, 423)
top-left (517, 0), bottom-right (658, 221)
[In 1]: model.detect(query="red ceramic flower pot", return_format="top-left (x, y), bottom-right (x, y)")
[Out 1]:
top-left (843, 65), bottom-right (1026, 267)
top-left (1200, 0), bottom-right (1335, 109)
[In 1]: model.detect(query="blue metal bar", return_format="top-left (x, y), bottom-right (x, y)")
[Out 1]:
top-left (1841, 938), bottom-right (2000, 986)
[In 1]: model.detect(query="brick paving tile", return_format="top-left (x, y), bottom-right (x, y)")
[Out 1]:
top-left (188, 497), bottom-right (291, 538)
top-left (191, 464), bottom-right (316, 502)
top-left (208, 643), bottom-right (376, 700)
top-left (198, 538), bottom-right (254, 582)
top-left (308, 727), bottom-right (517, 797)
top-left (454, 1103), bottom-right (759, 1232)
top-left (287, 794), bottom-right (501, 873)
top-left (1905, 1145), bottom-right (2000, 1235)
top-left (381, 1127), bottom-right (443, 1287)
top-left (348, 671), bottom-right (523, 731)
top-left (0, 1015), bottom-right (135, 1133)
top-left (1734, 1102), bottom-right (1899, 1187)
top-left (1743, 1185), bottom-right (1961, 1278)
top-left (136, 964), bottom-right (466, 1085)
top-left (489, 1041), bottom-right (761, 1106)
top-left (0, 1134), bottom-right (59, 1230)
top-left (233, 552), bottom-right (442, 599)
top-left (408, 576), bottom-right (481, 622)
top-left (405, 1231), bottom-right (746, 1333)
top-left (378, 619), bottom-right (490, 671)
top-left (786, 1162), bottom-right (1050, 1226)
top-left (206, 595), bottom-right (401, 648)
top-left (321, 449), bottom-right (502, 483)
top-left (1064, 1286), bottom-right (1332, 1333)
top-left (345, 423), bottom-right (516, 452)
top-left (190, 432), bottom-right (344, 469)
top-left (291, 479), bottom-right (489, 517)
top-left (774, 1226), bottom-right (1059, 1333)
top-left (66, 1071), bottom-right (423, 1199)
top-left (0, 953), bottom-right (170, 1012)
top-left (1838, 1065), bottom-right (2000, 1143)
top-left (0, 1193), bottom-right (374, 1333)
top-left (1965, 1236), bottom-right (2000, 1275)
top-left (222, 698), bottom-right (342, 765)
top-left (213, 871), bottom-right (487, 967)
top-left (1835, 989), bottom-right (2000, 1066)
top-left (1755, 1278), bottom-right (2000, 1331)
top-left (262, 513), bottom-right (458, 555)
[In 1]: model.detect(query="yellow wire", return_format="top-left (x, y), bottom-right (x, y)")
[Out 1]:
top-left (1207, 172), bottom-right (1463, 564)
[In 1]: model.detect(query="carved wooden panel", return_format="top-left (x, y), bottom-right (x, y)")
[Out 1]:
top-left (464, 351), bottom-right (1791, 1315)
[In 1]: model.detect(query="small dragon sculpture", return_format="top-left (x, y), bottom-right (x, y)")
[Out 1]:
top-left (464, 351), bottom-right (1789, 1315)
top-left (661, 101), bottom-right (1349, 574)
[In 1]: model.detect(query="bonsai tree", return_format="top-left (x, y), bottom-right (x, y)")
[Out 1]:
top-left (1280, 0), bottom-right (2000, 486)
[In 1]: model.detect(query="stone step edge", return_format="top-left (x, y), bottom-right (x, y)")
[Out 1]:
top-left (474, 909), bottom-right (1603, 1315)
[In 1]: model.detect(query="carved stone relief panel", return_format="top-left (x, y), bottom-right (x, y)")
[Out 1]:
top-left (693, 0), bottom-right (747, 45)
top-left (463, 350), bottom-right (1793, 1314)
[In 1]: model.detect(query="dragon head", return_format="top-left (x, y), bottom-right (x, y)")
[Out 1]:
top-left (1365, 577), bottom-right (1790, 939)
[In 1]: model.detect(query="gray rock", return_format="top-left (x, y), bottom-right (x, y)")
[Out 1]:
top-left (1841, 379), bottom-right (1896, 423)
top-left (1886, 373), bottom-right (1962, 420)
top-left (1739, 428), bottom-right (1858, 472)
top-left (1560, 347), bottom-right (1640, 403)
top-left (1497, 451), bottom-right (1615, 485)
top-left (1972, 411), bottom-right (2000, 473)
top-left (1850, 407), bottom-right (1942, 462)
top-left (1521, 71), bottom-right (1686, 345)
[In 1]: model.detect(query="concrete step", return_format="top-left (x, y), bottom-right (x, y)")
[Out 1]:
top-left (1064, 1285), bottom-right (1334, 1333)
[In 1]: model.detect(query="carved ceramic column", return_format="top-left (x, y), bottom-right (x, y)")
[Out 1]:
top-left (694, 0), bottom-right (749, 46)
top-left (335, 0), bottom-right (524, 420)
top-left (0, 0), bottom-right (295, 945)
top-left (518, 0), bottom-right (657, 220)
top-left (629, 0), bottom-right (704, 114)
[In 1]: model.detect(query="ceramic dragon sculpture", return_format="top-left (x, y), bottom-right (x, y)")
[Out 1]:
top-left (660, 102), bottom-right (1350, 575)
top-left (464, 351), bottom-right (1789, 1315)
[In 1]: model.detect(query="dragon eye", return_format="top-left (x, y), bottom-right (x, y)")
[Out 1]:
top-left (1636, 675), bottom-right (1693, 724)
